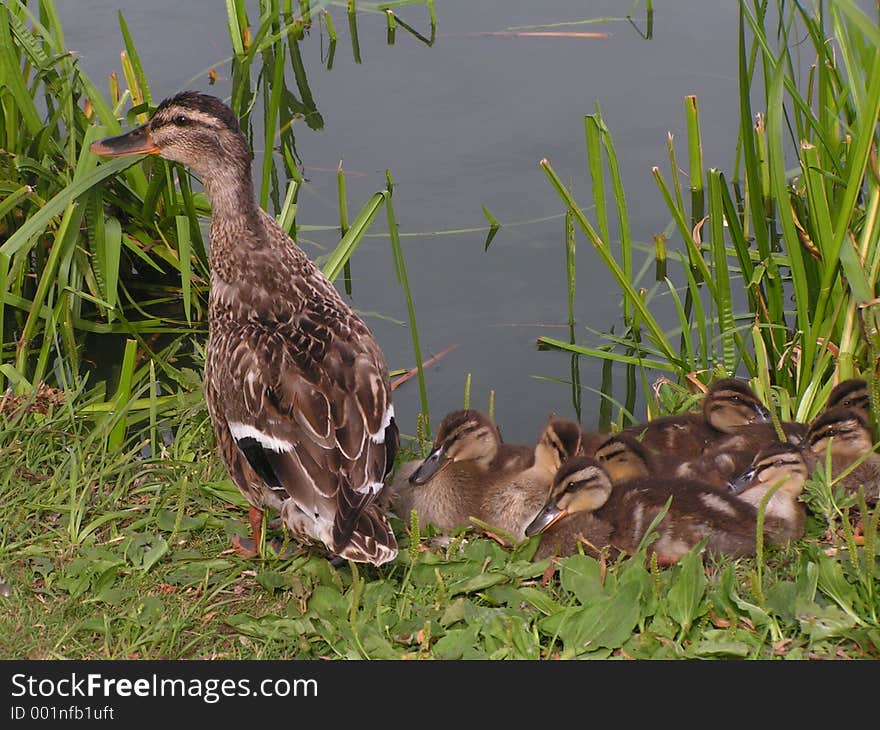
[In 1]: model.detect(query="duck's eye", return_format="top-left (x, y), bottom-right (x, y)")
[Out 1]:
top-left (172, 115), bottom-right (191, 127)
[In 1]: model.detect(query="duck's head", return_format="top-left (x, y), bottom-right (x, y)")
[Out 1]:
top-left (805, 405), bottom-right (874, 462)
top-left (727, 442), bottom-right (808, 498)
top-left (703, 378), bottom-right (771, 432)
top-left (408, 409), bottom-right (501, 485)
top-left (594, 432), bottom-right (653, 483)
top-left (826, 378), bottom-right (870, 414)
top-left (533, 416), bottom-right (589, 474)
top-left (524, 457), bottom-right (613, 536)
top-left (90, 91), bottom-right (249, 183)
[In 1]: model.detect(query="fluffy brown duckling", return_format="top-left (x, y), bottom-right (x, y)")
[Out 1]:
top-left (620, 378), bottom-right (772, 459)
top-left (804, 405), bottom-right (879, 505)
top-left (678, 411), bottom-right (810, 488)
top-left (826, 378), bottom-right (870, 415)
top-left (727, 442), bottom-right (809, 545)
top-left (524, 457), bottom-right (617, 561)
top-left (527, 453), bottom-right (800, 565)
top-left (388, 409), bottom-right (530, 533)
top-left (597, 431), bottom-right (747, 492)
top-left (594, 432), bottom-right (683, 484)
top-left (480, 415), bottom-right (598, 542)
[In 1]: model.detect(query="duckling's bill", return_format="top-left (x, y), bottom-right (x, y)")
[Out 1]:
top-left (90, 124), bottom-right (161, 157)
top-left (727, 466), bottom-right (757, 495)
top-left (525, 504), bottom-right (567, 537)
top-left (408, 446), bottom-right (448, 485)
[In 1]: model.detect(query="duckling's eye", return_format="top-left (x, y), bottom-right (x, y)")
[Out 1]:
top-left (172, 115), bottom-right (191, 127)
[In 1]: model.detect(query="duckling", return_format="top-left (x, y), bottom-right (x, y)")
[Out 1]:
top-left (388, 456), bottom-right (482, 534)
top-left (92, 91), bottom-right (398, 564)
top-left (480, 415), bottom-right (596, 542)
top-left (804, 405), bottom-right (880, 504)
top-left (524, 457), bottom-right (617, 561)
top-left (711, 419), bottom-right (809, 452)
top-left (596, 431), bottom-right (744, 492)
top-left (680, 414), bottom-right (809, 487)
top-left (389, 409), bottom-right (532, 533)
top-left (826, 378), bottom-right (870, 415)
top-left (609, 478), bottom-right (769, 564)
top-left (594, 432), bottom-right (682, 484)
top-left (408, 409), bottom-right (533, 486)
top-left (620, 378), bottom-right (771, 459)
top-left (727, 442), bottom-right (809, 545)
top-left (527, 456), bottom-right (781, 564)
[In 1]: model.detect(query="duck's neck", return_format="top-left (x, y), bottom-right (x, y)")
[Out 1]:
top-left (204, 163), bottom-right (258, 225)
top-left (198, 141), bottom-right (262, 264)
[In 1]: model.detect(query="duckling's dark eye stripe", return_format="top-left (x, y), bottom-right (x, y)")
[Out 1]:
top-left (598, 445), bottom-right (627, 460)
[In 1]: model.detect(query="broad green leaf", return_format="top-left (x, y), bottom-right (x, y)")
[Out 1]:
top-left (558, 554), bottom-right (606, 604)
top-left (156, 508), bottom-right (207, 533)
top-left (545, 580), bottom-right (643, 654)
top-left (666, 544), bottom-right (708, 634)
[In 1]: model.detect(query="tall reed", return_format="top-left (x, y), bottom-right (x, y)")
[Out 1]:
top-left (539, 0), bottom-right (880, 424)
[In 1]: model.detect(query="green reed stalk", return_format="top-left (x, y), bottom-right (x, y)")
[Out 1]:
top-left (323, 9), bottom-right (338, 42)
top-left (385, 170), bottom-right (430, 435)
top-left (348, 5), bottom-right (362, 64)
top-left (596, 110), bottom-right (634, 329)
top-left (565, 211), bottom-right (576, 336)
top-left (386, 9), bottom-right (396, 44)
top-left (708, 170), bottom-right (735, 374)
top-left (541, 159), bottom-right (679, 366)
top-left (260, 42), bottom-right (286, 210)
top-left (584, 116), bottom-right (609, 258)
top-left (685, 95), bottom-right (704, 220)
top-left (337, 164), bottom-right (353, 295)
top-left (109, 338), bottom-right (138, 450)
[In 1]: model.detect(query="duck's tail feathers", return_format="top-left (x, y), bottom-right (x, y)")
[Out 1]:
top-left (334, 506), bottom-right (398, 565)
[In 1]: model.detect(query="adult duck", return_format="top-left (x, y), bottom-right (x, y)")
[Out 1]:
top-left (91, 92), bottom-right (398, 564)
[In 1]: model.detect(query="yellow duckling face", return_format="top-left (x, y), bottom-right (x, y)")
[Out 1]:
top-left (524, 457), bottom-right (613, 537)
top-left (703, 378), bottom-right (771, 432)
top-left (727, 442), bottom-right (808, 499)
top-left (806, 406), bottom-right (874, 462)
top-left (594, 433), bottom-right (653, 483)
top-left (533, 416), bottom-right (589, 475)
top-left (408, 410), bottom-right (501, 485)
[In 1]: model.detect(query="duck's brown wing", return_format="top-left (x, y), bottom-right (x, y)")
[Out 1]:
top-left (208, 277), bottom-right (398, 564)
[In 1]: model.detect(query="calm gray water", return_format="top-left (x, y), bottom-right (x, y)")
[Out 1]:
top-left (59, 1), bottom-right (743, 446)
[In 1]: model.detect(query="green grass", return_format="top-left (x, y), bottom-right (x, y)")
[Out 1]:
top-left (2, 0), bottom-right (880, 659)
top-left (1, 385), bottom-right (878, 659)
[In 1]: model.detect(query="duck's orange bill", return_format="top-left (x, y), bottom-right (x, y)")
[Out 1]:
top-left (90, 124), bottom-right (161, 157)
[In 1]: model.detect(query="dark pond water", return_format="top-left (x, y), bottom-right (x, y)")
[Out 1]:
top-left (60, 1), bottom-right (744, 446)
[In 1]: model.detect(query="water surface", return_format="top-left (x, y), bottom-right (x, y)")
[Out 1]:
top-left (60, 1), bottom-right (743, 445)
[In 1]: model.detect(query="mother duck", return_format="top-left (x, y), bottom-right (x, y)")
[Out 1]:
top-left (91, 91), bottom-right (398, 565)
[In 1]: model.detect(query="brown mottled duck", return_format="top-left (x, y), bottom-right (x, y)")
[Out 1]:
top-left (91, 92), bottom-right (398, 565)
